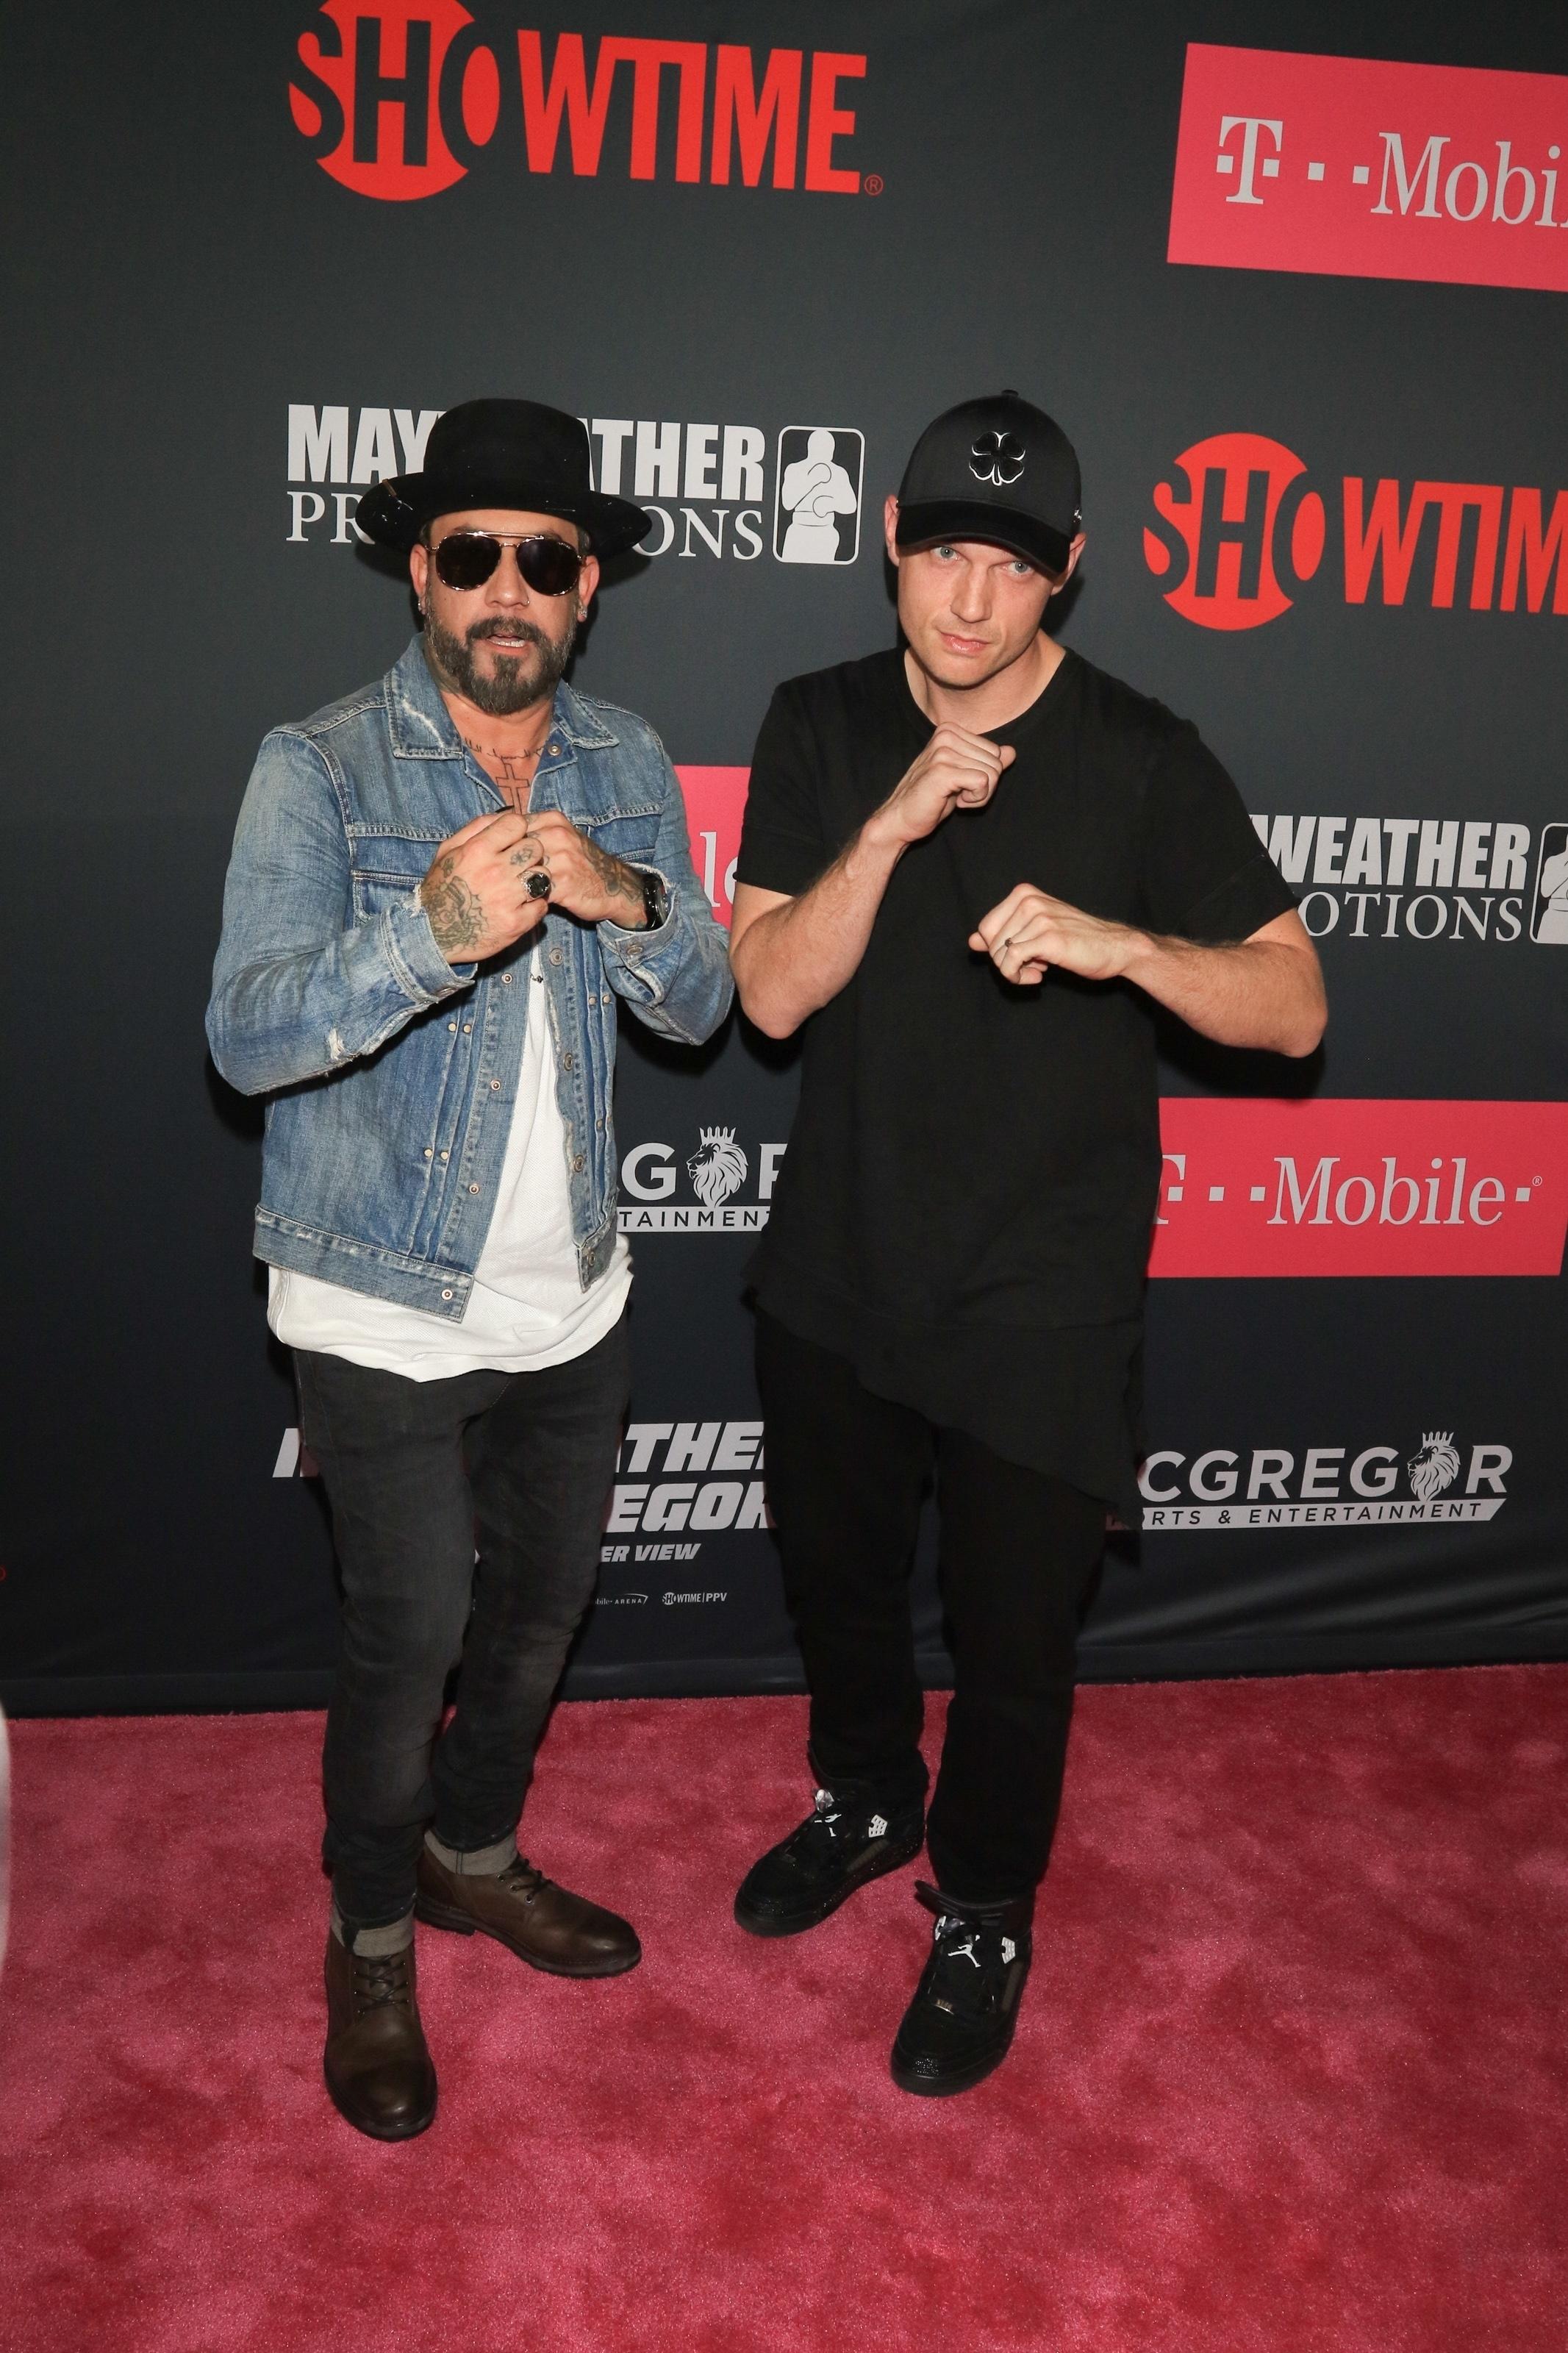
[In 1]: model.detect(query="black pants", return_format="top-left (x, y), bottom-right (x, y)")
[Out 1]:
top-left (295, 1314), bottom-right (631, 1932)
top-left (756, 1312), bottom-right (1107, 1903)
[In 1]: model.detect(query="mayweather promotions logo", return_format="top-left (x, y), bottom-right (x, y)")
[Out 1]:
top-left (1247, 810), bottom-right (1565, 946)
top-left (288, 7), bottom-right (870, 201)
top-left (1146, 435), bottom-right (1568, 630)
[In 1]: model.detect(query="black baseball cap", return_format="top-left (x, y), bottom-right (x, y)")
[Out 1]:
top-left (895, 391), bottom-right (1082, 576)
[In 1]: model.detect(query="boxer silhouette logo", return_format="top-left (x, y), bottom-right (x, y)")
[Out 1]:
top-left (774, 428), bottom-right (864, 564)
top-left (1529, 825), bottom-right (1568, 943)
top-left (970, 429), bottom-right (1025, 486)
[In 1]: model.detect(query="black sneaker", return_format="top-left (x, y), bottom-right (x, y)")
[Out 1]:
top-left (889, 1880), bottom-right (1034, 2097)
top-left (734, 1785), bottom-right (926, 1938)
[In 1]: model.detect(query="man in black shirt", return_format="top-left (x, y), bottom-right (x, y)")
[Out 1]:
top-left (728, 393), bottom-right (1325, 2097)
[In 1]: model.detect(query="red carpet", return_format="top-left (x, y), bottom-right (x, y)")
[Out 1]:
top-left (2, 1669), bottom-right (1564, 2352)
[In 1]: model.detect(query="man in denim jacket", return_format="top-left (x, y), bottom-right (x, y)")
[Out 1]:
top-left (208, 400), bottom-right (731, 2140)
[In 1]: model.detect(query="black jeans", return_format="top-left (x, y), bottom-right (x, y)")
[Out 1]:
top-left (295, 1314), bottom-right (631, 1932)
top-left (756, 1312), bottom-right (1107, 1903)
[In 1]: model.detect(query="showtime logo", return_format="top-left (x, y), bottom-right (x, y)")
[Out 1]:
top-left (1139, 1429), bottom-right (1512, 1530)
top-left (289, 4), bottom-right (869, 201)
top-left (1150, 1099), bottom-right (1568, 1278)
top-left (1169, 45), bottom-right (1568, 295)
top-left (1145, 433), bottom-right (1568, 629)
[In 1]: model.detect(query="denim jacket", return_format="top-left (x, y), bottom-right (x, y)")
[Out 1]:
top-left (207, 638), bottom-right (733, 1315)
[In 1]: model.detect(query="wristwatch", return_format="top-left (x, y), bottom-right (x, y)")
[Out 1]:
top-left (636, 868), bottom-right (670, 930)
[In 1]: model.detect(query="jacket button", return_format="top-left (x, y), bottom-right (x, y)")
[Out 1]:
top-left (562, 1052), bottom-right (574, 1070)
top-left (501, 972), bottom-right (512, 984)
top-left (469, 1182), bottom-right (480, 1195)
top-left (440, 1150), bottom-right (450, 1161)
top-left (423, 1147), bottom-right (433, 1159)
top-left (441, 1288), bottom-right (454, 1302)
top-left (447, 1021), bottom-right (457, 1032)
top-left (549, 948), bottom-right (564, 965)
top-left (573, 1154), bottom-right (585, 1172)
top-left (490, 1079), bottom-right (501, 1090)
top-left (463, 1022), bottom-right (473, 1033)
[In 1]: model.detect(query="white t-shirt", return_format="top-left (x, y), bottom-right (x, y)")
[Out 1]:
top-left (269, 941), bottom-right (630, 1377)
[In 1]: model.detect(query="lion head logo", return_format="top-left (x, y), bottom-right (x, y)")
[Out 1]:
top-left (687, 1126), bottom-right (748, 1210)
top-left (1407, 1432), bottom-right (1460, 1503)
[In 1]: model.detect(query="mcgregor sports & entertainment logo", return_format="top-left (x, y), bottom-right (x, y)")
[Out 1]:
top-left (1139, 1429), bottom-right (1513, 1529)
top-left (617, 1129), bottom-right (786, 1233)
top-left (289, 5), bottom-right (870, 202)
top-left (1168, 45), bottom-right (1568, 295)
top-left (1145, 433), bottom-right (1568, 630)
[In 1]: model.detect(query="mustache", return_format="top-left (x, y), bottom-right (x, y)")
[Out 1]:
top-left (468, 618), bottom-right (548, 651)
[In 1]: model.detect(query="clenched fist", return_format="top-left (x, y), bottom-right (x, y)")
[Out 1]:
top-left (419, 810), bottom-right (551, 965)
top-left (419, 808), bottom-right (650, 966)
top-left (969, 886), bottom-right (1139, 987)
top-left (865, 722), bottom-right (1017, 853)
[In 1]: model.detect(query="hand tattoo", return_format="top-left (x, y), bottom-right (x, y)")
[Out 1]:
top-left (420, 852), bottom-right (487, 957)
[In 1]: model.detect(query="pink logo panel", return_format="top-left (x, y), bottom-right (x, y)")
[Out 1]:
top-left (675, 765), bottom-right (750, 926)
top-left (1150, 1098), bottom-right (1568, 1277)
top-left (1169, 44), bottom-right (1568, 294)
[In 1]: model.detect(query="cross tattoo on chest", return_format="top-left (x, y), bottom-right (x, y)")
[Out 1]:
top-left (462, 735), bottom-right (540, 813)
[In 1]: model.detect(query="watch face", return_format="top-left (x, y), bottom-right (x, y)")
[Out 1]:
top-left (643, 872), bottom-right (669, 927)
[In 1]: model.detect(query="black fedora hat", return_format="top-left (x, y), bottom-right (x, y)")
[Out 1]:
top-left (357, 398), bottom-right (652, 560)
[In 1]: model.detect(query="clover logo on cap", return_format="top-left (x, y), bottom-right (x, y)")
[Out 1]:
top-left (970, 430), bottom-right (1026, 487)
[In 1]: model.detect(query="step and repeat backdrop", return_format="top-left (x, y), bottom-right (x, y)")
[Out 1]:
top-left (4, 2), bottom-right (1565, 1711)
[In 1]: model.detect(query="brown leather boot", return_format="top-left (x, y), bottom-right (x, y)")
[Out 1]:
top-left (415, 1844), bottom-right (640, 1978)
top-left (323, 1929), bottom-right (437, 2140)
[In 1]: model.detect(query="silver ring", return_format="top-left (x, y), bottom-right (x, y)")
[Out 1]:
top-left (525, 870), bottom-right (553, 900)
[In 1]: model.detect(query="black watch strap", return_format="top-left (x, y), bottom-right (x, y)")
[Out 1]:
top-left (638, 869), bottom-right (670, 930)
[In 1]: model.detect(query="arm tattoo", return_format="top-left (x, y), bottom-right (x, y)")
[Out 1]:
top-left (420, 854), bottom-right (487, 957)
top-left (581, 836), bottom-right (645, 920)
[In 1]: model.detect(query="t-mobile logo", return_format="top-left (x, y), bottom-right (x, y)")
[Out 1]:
top-left (1216, 114), bottom-right (1283, 204)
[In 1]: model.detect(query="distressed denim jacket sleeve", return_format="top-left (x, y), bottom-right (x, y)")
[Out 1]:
top-left (594, 736), bottom-right (734, 1045)
top-left (205, 725), bottom-right (470, 1096)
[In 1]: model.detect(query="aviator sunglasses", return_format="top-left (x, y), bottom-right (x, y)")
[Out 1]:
top-left (429, 529), bottom-right (584, 596)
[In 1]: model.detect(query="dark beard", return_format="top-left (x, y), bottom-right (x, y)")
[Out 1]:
top-left (425, 612), bottom-right (576, 715)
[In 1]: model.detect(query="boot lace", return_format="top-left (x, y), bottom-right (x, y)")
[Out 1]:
top-left (496, 1855), bottom-right (549, 1904)
top-left (353, 1947), bottom-right (414, 2014)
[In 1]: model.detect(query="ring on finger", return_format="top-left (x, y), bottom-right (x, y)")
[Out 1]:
top-left (525, 869), bottom-right (553, 900)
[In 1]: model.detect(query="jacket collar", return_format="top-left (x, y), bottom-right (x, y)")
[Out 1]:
top-left (384, 636), bottom-right (620, 759)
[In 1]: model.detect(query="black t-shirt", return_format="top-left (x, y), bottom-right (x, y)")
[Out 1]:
top-left (736, 645), bottom-right (1297, 1520)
